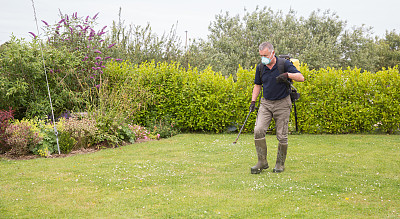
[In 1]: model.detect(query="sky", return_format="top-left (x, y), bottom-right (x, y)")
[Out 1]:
top-left (1, 0), bottom-right (399, 45)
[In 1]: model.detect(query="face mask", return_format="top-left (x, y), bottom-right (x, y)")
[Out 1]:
top-left (261, 52), bottom-right (274, 65)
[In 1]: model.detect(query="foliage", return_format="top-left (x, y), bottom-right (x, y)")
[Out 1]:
top-left (191, 7), bottom-right (397, 77)
top-left (104, 8), bottom-right (184, 66)
top-left (146, 116), bottom-right (179, 139)
top-left (293, 65), bottom-right (400, 134)
top-left (61, 117), bottom-right (99, 149)
top-left (0, 107), bottom-right (14, 152)
top-left (129, 61), bottom-right (237, 133)
top-left (4, 119), bottom-right (42, 156)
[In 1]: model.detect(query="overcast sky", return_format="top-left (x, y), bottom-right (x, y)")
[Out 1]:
top-left (1, 0), bottom-right (399, 45)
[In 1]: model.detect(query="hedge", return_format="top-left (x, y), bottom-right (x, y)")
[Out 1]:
top-left (105, 61), bottom-right (400, 134)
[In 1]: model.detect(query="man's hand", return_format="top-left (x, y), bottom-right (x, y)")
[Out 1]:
top-left (276, 73), bottom-right (290, 84)
top-left (249, 101), bottom-right (256, 112)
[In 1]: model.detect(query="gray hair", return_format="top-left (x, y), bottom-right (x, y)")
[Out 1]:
top-left (259, 42), bottom-right (274, 52)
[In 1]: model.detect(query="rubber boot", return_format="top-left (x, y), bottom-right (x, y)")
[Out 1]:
top-left (273, 143), bottom-right (288, 173)
top-left (251, 138), bottom-right (269, 174)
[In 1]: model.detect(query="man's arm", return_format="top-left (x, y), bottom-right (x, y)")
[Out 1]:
top-left (251, 84), bottom-right (262, 102)
top-left (288, 73), bottom-right (304, 82)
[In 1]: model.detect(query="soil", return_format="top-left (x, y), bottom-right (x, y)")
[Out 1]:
top-left (0, 138), bottom-right (153, 161)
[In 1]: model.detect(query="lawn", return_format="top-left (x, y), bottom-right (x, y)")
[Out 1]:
top-left (1, 134), bottom-right (399, 218)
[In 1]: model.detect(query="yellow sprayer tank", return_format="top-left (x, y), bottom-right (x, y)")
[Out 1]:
top-left (290, 58), bottom-right (300, 71)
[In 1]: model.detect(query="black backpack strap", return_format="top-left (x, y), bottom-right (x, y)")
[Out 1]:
top-left (277, 57), bottom-right (286, 74)
top-left (257, 63), bottom-right (264, 83)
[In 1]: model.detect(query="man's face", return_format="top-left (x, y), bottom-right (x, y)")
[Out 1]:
top-left (259, 48), bottom-right (273, 59)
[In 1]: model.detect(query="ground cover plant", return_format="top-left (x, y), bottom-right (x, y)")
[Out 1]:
top-left (1, 134), bottom-right (399, 218)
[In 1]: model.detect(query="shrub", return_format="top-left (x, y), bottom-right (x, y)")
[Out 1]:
top-left (5, 120), bottom-right (42, 156)
top-left (58, 131), bottom-right (77, 154)
top-left (0, 107), bottom-right (14, 153)
top-left (147, 116), bottom-right (179, 139)
top-left (61, 117), bottom-right (99, 149)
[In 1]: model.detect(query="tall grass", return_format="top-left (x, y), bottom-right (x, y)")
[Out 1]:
top-left (1, 134), bottom-right (399, 218)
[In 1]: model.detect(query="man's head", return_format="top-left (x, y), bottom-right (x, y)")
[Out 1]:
top-left (259, 42), bottom-right (275, 65)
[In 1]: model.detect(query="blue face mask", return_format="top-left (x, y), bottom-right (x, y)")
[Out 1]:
top-left (261, 52), bottom-right (274, 65)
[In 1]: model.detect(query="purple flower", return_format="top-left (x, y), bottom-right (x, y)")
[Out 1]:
top-left (95, 84), bottom-right (101, 88)
top-left (76, 25), bottom-right (83, 29)
top-left (93, 13), bottom-right (99, 20)
top-left (42, 20), bottom-right (49, 26)
top-left (101, 66), bottom-right (106, 68)
top-left (85, 16), bottom-right (89, 22)
top-left (115, 58), bottom-right (122, 61)
top-left (99, 70), bottom-right (103, 74)
top-left (29, 32), bottom-right (37, 38)
top-left (108, 43), bottom-right (116, 48)
top-left (58, 19), bottom-right (65, 24)
top-left (94, 50), bottom-right (102, 54)
top-left (92, 67), bottom-right (96, 70)
top-left (90, 76), bottom-right (94, 79)
top-left (95, 57), bottom-right (102, 60)
top-left (105, 56), bottom-right (111, 59)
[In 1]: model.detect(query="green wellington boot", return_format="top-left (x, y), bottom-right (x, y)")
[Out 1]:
top-left (251, 138), bottom-right (269, 174)
top-left (273, 143), bottom-right (288, 173)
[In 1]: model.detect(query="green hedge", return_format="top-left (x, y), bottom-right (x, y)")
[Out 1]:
top-left (295, 65), bottom-right (400, 134)
top-left (108, 61), bottom-right (399, 134)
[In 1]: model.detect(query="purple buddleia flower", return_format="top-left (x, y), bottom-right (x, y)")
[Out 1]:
top-left (93, 13), bottom-right (99, 20)
top-left (108, 43), bottom-right (116, 48)
top-left (95, 57), bottom-right (102, 60)
top-left (76, 25), bottom-right (83, 29)
top-left (42, 20), bottom-right (49, 26)
top-left (90, 76), bottom-right (94, 79)
top-left (85, 16), bottom-right (89, 22)
top-left (95, 84), bottom-right (100, 88)
top-left (105, 56), bottom-right (111, 59)
top-left (99, 40), bottom-right (104, 43)
top-left (99, 70), bottom-right (103, 74)
top-left (94, 50), bottom-right (102, 54)
top-left (29, 32), bottom-right (37, 38)
top-left (58, 19), bottom-right (65, 24)
top-left (115, 58), bottom-right (122, 61)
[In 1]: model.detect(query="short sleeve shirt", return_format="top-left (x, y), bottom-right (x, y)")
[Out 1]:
top-left (254, 57), bottom-right (301, 100)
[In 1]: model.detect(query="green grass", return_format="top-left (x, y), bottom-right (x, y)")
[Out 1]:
top-left (1, 134), bottom-right (399, 218)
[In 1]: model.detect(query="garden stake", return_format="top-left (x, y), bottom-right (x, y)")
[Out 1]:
top-left (31, 0), bottom-right (61, 154)
top-left (233, 110), bottom-right (252, 144)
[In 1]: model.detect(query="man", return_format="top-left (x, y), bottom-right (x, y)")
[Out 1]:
top-left (250, 42), bottom-right (304, 174)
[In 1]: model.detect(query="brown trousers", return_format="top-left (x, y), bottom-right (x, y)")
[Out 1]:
top-left (254, 95), bottom-right (292, 144)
